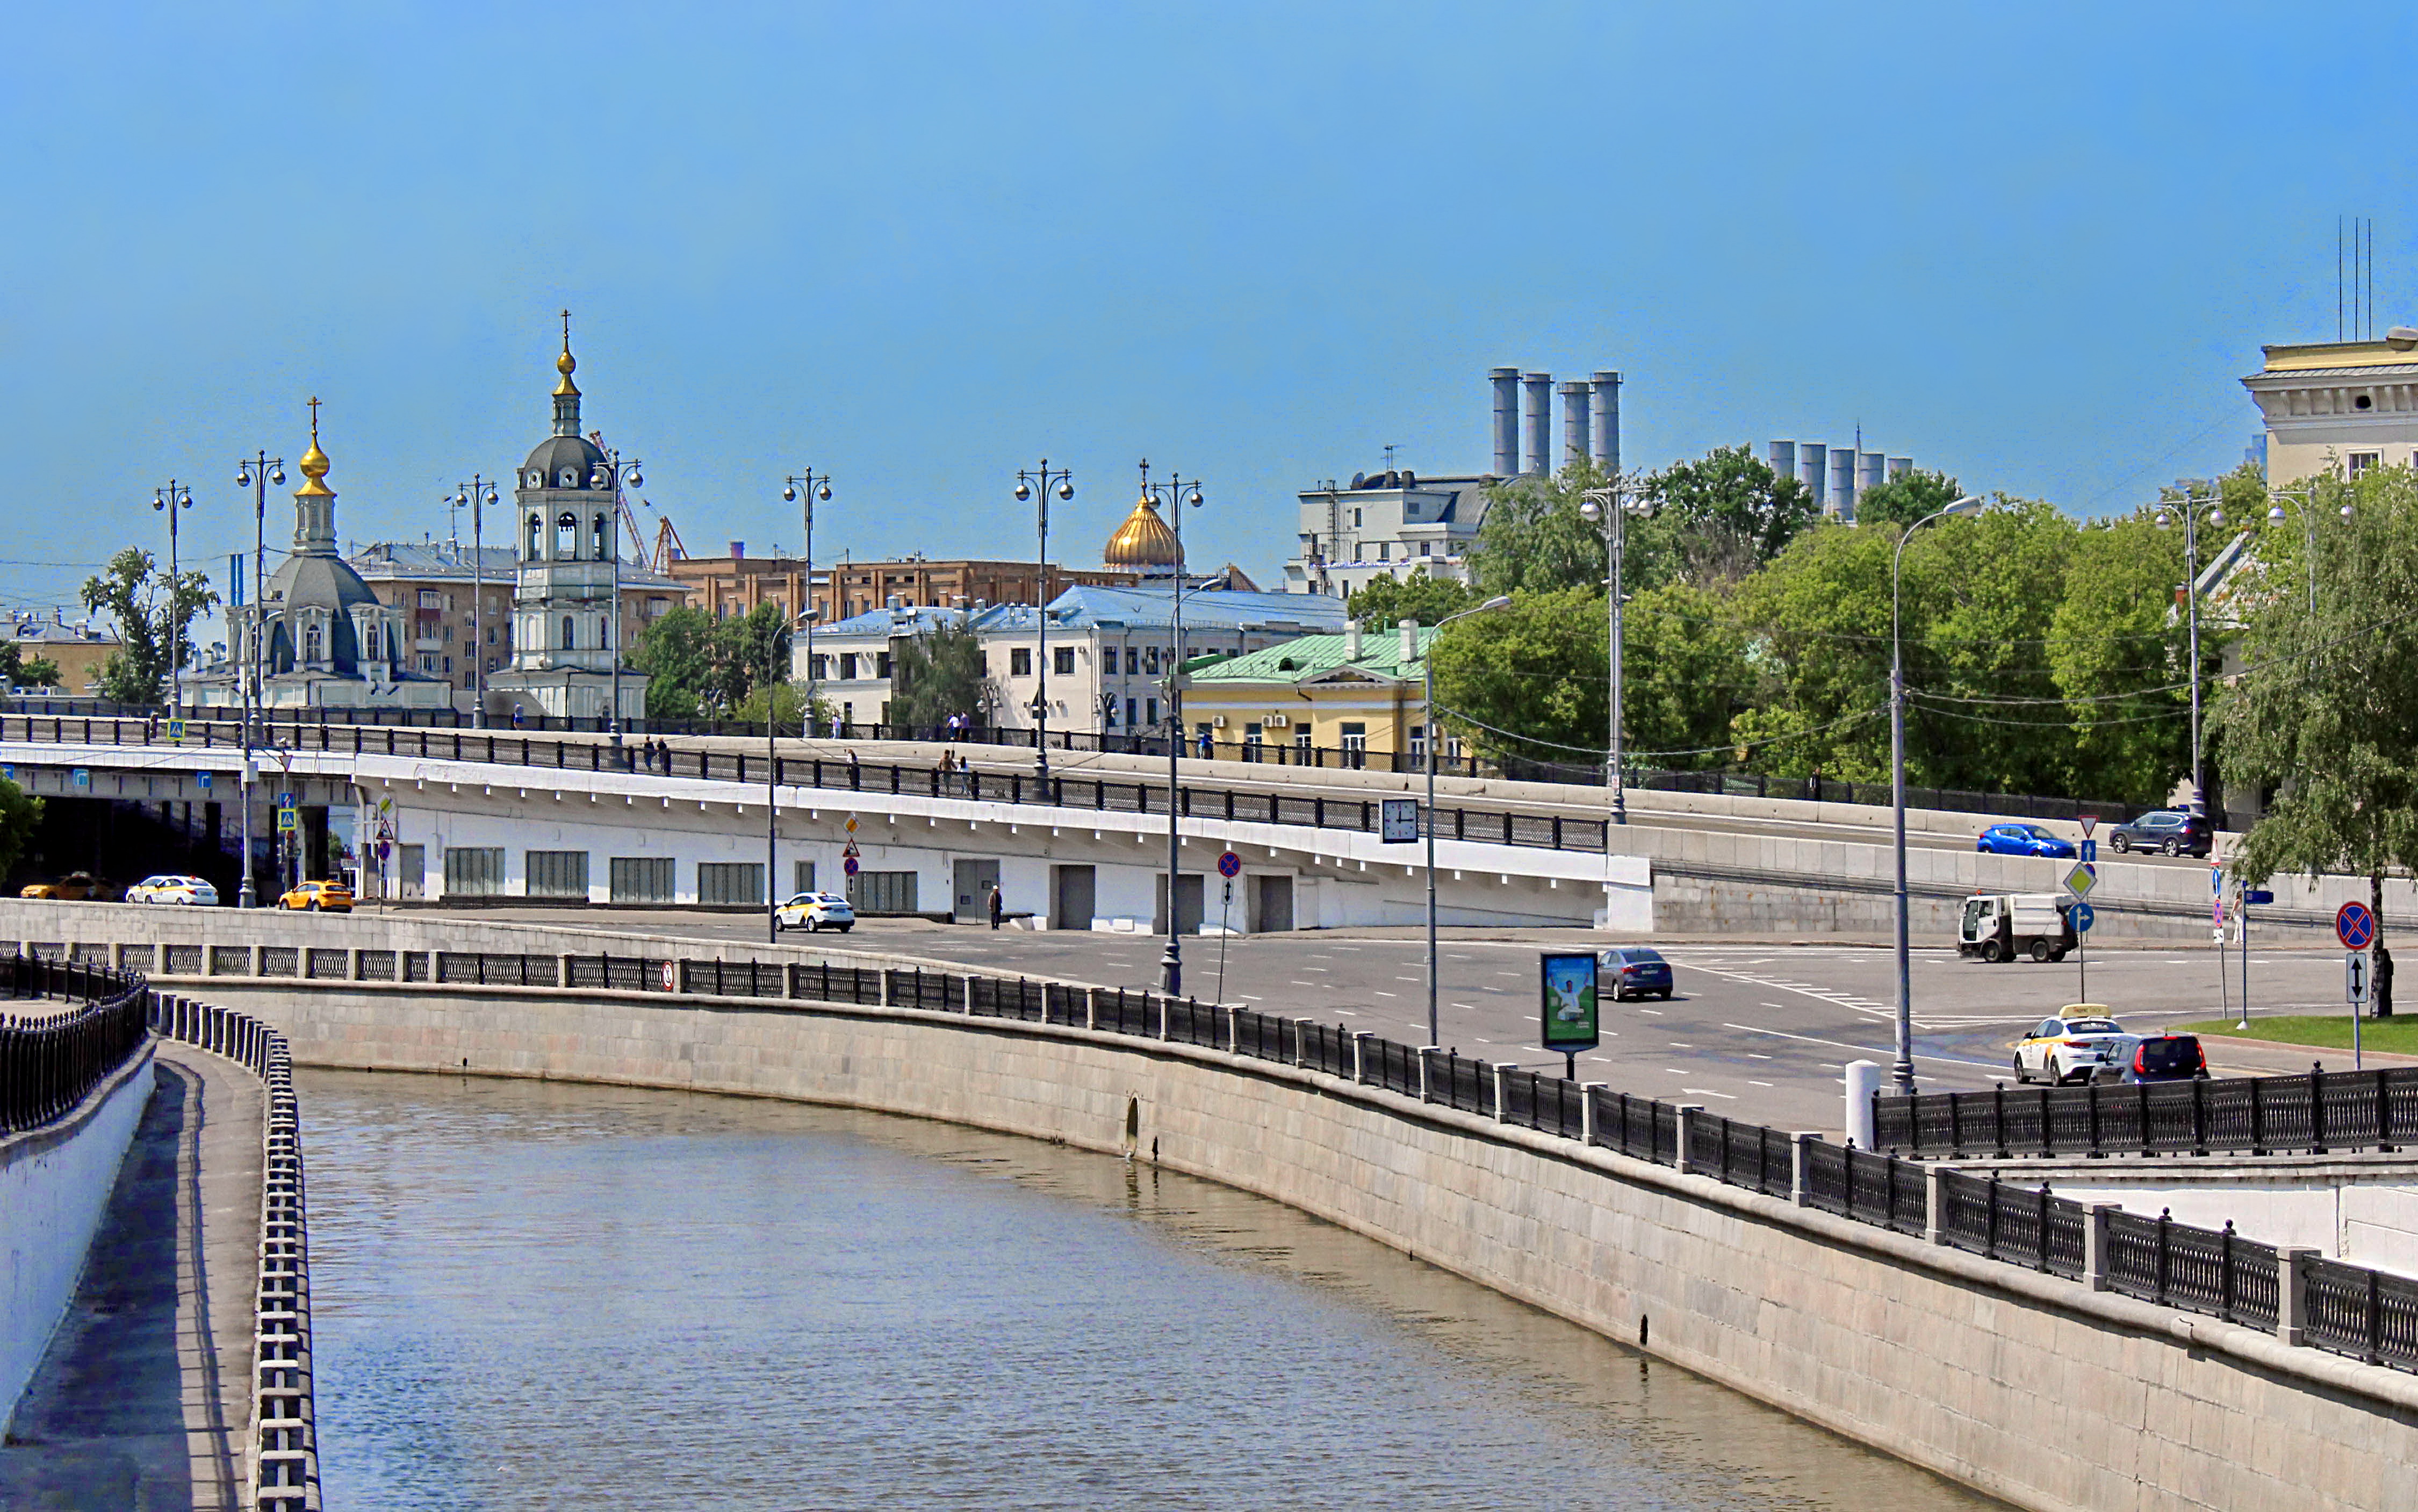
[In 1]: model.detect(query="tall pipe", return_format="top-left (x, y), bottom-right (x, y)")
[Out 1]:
top-left (1489, 368), bottom-right (1521, 477)
top-left (1888, 456), bottom-right (1912, 480)
top-left (1799, 443), bottom-right (1827, 507)
top-left (1591, 371), bottom-right (1622, 476)
top-left (1523, 372), bottom-right (1552, 477)
top-left (1559, 382), bottom-right (1591, 469)
top-left (1830, 448), bottom-right (1856, 519)
top-left (1769, 441), bottom-right (1796, 485)
top-left (1858, 451), bottom-right (1886, 507)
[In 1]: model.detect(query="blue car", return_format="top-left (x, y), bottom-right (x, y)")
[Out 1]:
top-left (1976, 823), bottom-right (2076, 859)
top-left (1597, 946), bottom-right (1674, 1001)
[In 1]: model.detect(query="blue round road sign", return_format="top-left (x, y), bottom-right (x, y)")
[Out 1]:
top-left (2338, 901), bottom-right (2377, 951)
top-left (2069, 901), bottom-right (2096, 933)
top-left (843, 855), bottom-right (860, 877)
top-left (1217, 850), bottom-right (1242, 880)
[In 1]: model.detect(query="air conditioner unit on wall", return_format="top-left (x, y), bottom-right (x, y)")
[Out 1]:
top-left (1211, 715), bottom-right (1226, 728)
top-left (1268, 714), bottom-right (1289, 728)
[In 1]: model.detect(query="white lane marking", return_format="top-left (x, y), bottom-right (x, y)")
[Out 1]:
top-left (1302, 967), bottom-right (1330, 973)
top-left (1745, 1053), bottom-right (1773, 1060)
top-left (1639, 1009), bottom-right (1664, 1016)
top-left (1290, 980), bottom-right (1316, 987)
top-left (1684, 1088), bottom-right (1739, 1100)
top-left (1747, 1080), bottom-right (1774, 1088)
top-left (1394, 976), bottom-right (1421, 982)
top-left (1669, 1042), bottom-right (1694, 1048)
top-left (1374, 991), bottom-right (1398, 998)
top-left (1239, 994), bottom-right (1263, 1002)
top-left (1336, 1009), bottom-right (1359, 1016)
top-left (1721, 1021), bottom-right (2011, 1072)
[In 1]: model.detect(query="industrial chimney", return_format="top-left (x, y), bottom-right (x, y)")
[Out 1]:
top-left (1856, 452), bottom-right (1886, 504)
top-left (1559, 382), bottom-right (1591, 468)
top-left (1829, 449), bottom-right (1856, 519)
top-left (1768, 441), bottom-right (1796, 486)
top-left (1591, 371), bottom-right (1621, 476)
top-left (1489, 368), bottom-right (1520, 477)
top-left (1797, 444), bottom-right (1826, 506)
top-left (1523, 372), bottom-right (1552, 476)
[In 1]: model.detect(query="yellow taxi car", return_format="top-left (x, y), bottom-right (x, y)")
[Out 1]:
top-left (2012, 1004), bottom-right (2128, 1085)
top-left (277, 879), bottom-right (355, 913)
top-left (20, 872), bottom-right (110, 901)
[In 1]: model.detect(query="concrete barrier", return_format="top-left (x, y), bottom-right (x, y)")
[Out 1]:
top-left (178, 970), bottom-right (2418, 1511)
top-left (0, 1041), bottom-right (155, 1428)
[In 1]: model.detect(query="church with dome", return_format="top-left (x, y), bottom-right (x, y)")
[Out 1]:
top-left (483, 320), bottom-right (649, 723)
top-left (188, 404), bottom-right (449, 712)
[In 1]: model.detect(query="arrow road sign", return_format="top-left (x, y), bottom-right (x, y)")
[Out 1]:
top-left (2062, 862), bottom-right (2098, 898)
top-left (2069, 901), bottom-right (2097, 933)
top-left (2350, 951), bottom-right (2372, 1005)
top-left (2337, 901), bottom-right (2378, 951)
top-left (2079, 838), bottom-right (2098, 864)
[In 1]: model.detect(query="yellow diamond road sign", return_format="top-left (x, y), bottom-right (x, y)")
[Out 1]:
top-left (2063, 862), bottom-right (2098, 898)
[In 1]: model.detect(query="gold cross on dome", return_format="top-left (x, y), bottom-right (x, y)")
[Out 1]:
top-left (307, 395), bottom-right (320, 439)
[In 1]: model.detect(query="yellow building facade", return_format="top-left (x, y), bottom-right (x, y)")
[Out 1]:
top-left (1183, 622), bottom-right (1438, 764)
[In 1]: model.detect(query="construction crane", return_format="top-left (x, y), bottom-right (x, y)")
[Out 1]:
top-left (649, 513), bottom-right (688, 574)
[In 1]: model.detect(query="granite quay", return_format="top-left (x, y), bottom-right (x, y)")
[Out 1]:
top-left (59, 906), bottom-right (2418, 1512)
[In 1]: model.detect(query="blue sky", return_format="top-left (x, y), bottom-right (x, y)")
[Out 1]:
top-left (4, 2), bottom-right (2415, 613)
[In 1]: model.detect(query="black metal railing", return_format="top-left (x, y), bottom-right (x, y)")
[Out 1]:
top-left (0, 955), bottom-right (152, 1132)
top-left (1877, 1065), bottom-right (2418, 1161)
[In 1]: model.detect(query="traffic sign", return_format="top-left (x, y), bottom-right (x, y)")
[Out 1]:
top-left (843, 855), bottom-right (860, 877)
top-left (2078, 815), bottom-right (2099, 839)
top-left (2350, 951), bottom-right (2372, 1005)
top-left (276, 808), bottom-right (297, 832)
top-left (2078, 838), bottom-right (2097, 864)
top-left (2069, 901), bottom-right (2096, 933)
top-left (1217, 849), bottom-right (1242, 879)
top-left (2337, 901), bottom-right (2377, 951)
top-left (2062, 862), bottom-right (2098, 898)
top-left (2211, 866), bottom-right (2224, 897)
top-left (2244, 889), bottom-right (2275, 905)
top-left (197, 771), bottom-right (212, 790)
top-left (165, 718), bottom-right (185, 743)
top-left (845, 817), bottom-right (858, 833)
top-left (660, 960), bottom-right (678, 993)
top-left (277, 790), bottom-right (294, 808)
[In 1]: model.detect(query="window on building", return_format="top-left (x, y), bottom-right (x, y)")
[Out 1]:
top-left (525, 850), bottom-right (589, 899)
top-left (1011, 647), bottom-right (1032, 676)
top-left (1377, 543), bottom-right (1390, 561)
top-left (1341, 722), bottom-right (1367, 753)
top-left (1145, 697), bottom-right (1158, 727)
top-left (875, 652), bottom-right (891, 678)
top-left (809, 654), bottom-right (829, 681)
top-left (1419, 542), bottom-right (1431, 557)
top-left (1293, 729), bottom-right (1312, 752)
top-left (419, 654), bottom-right (435, 674)
top-left (1144, 646), bottom-right (1160, 675)
top-left (1353, 508), bottom-right (1363, 527)
top-left (443, 655), bottom-right (451, 674)
top-left (2350, 451), bottom-right (2383, 479)
top-left (363, 625), bottom-right (380, 660)
top-left (1054, 646), bottom-right (1075, 675)
top-left (1243, 722), bottom-right (1263, 751)
top-left (697, 861), bottom-right (765, 907)
top-left (418, 589), bottom-right (444, 610)
top-left (560, 616), bottom-right (575, 650)
top-left (608, 856), bottom-right (675, 904)
top-left (304, 623), bottom-right (323, 662)
top-left (442, 846), bottom-right (507, 897)
top-left (840, 653), bottom-right (858, 680)
top-left (1103, 647), bottom-right (1119, 675)
top-left (846, 870), bottom-right (918, 914)
top-left (526, 514), bottom-right (542, 557)
top-left (556, 512), bottom-right (578, 557)
top-left (793, 860), bottom-right (817, 895)
top-left (485, 625), bottom-right (495, 645)
top-left (1409, 724), bottom-right (1427, 760)
top-left (1126, 697), bottom-right (1139, 728)
top-left (592, 514), bottom-right (608, 559)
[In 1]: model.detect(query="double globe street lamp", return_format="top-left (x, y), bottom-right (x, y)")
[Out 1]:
top-left (1013, 462), bottom-right (1075, 777)
top-left (1136, 460), bottom-right (1204, 996)
top-left (232, 452), bottom-right (285, 910)
top-left (451, 478), bottom-right (501, 727)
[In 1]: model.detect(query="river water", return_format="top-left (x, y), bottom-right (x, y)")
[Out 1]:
top-left (299, 1070), bottom-right (2000, 1510)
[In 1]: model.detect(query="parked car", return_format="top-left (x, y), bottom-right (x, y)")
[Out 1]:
top-left (2105, 809), bottom-right (2213, 858)
top-left (1975, 823), bottom-right (2077, 859)
top-left (19, 872), bottom-right (110, 901)
top-left (2091, 1033), bottom-right (2211, 1084)
top-left (277, 879), bottom-right (354, 912)
top-left (774, 891), bottom-right (855, 933)
top-left (125, 874), bottom-right (220, 906)
top-left (2013, 1006), bottom-right (2128, 1084)
top-left (1597, 946), bottom-right (1674, 1000)
top-left (1958, 892), bottom-right (2075, 963)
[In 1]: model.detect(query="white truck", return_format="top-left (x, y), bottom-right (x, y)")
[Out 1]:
top-left (1958, 892), bottom-right (2077, 963)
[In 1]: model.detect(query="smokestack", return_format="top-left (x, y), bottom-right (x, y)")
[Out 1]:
top-left (1768, 441), bottom-right (1796, 485)
top-left (1591, 371), bottom-right (1622, 475)
top-left (1798, 443), bottom-right (1826, 506)
top-left (1829, 448), bottom-right (1855, 519)
top-left (1523, 372), bottom-right (1551, 476)
top-left (1559, 382), bottom-right (1591, 467)
top-left (730, 541), bottom-right (746, 559)
top-left (1344, 618), bottom-right (1362, 660)
top-left (1887, 456), bottom-right (1912, 480)
top-left (1489, 368), bottom-right (1520, 476)
top-left (1399, 617), bottom-right (1417, 663)
top-left (1857, 451), bottom-right (1885, 505)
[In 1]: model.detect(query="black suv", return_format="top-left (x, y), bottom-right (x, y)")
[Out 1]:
top-left (2105, 809), bottom-right (2213, 858)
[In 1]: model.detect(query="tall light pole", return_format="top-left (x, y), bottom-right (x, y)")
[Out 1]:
top-left (1891, 494), bottom-right (1984, 1096)
top-left (232, 452), bottom-right (285, 909)
top-left (783, 471), bottom-right (833, 737)
top-left (2264, 485), bottom-right (2354, 619)
top-left (2156, 483), bottom-right (2228, 821)
top-left (764, 606), bottom-right (798, 944)
top-left (1140, 459), bottom-right (1204, 996)
top-left (151, 481), bottom-right (195, 711)
top-left (1577, 483), bottom-right (1639, 825)
top-left (1014, 461), bottom-right (1074, 776)
top-left (1424, 595), bottom-right (1511, 1047)
top-left (589, 451), bottom-right (643, 735)
top-left (452, 477), bottom-right (501, 728)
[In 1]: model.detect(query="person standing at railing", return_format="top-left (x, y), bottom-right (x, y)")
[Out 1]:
top-left (988, 881), bottom-right (1004, 930)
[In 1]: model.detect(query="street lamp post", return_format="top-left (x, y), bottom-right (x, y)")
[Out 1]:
top-left (1139, 460), bottom-right (1204, 996)
top-left (588, 452), bottom-right (644, 735)
top-left (2264, 485), bottom-right (2354, 617)
top-left (150, 481), bottom-right (195, 711)
top-left (452, 477), bottom-right (501, 728)
top-left (1014, 462), bottom-right (1075, 776)
top-left (1577, 484), bottom-right (1639, 825)
top-left (232, 452), bottom-right (286, 909)
top-left (2156, 484), bottom-right (2228, 821)
top-left (1424, 595), bottom-right (1512, 1048)
top-left (1891, 494), bottom-right (1984, 1096)
top-left (781, 471), bottom-right (832, 738)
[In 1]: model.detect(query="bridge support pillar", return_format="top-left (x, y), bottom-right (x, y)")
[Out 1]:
top-left (250, 944), bottom-right (265, 977)
top-left (1492, 1064), bottom-right (1517, 1122)
top-left (1351, 1031), bottom-right (1372, 1085)
top-left (2083, 1202), bottom-right (2118, 1288)
top-left (1926, 1167), bottom-right (1949, 1244)
top-left (1790, 1132), bottom-right (1820, 1206)
top-left (1084, 988), bottom-right (1099, 1032)
top-left (1580, 1083), bottom-right (1607, 1144)
top-left (1672, 1105), bottom-right (1703, 1175)
top-left (347, 948), bottom-right (361, 981)
top-left (2278, 1247), bottom-right (2318, 1344)
top-left (1417, 1046), bottom-right (1438, 1104)
top-left (557, 954), bottom-right (573, 989)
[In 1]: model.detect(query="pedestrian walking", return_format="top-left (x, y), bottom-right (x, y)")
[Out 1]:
top-left (988, 882), bottom-right (1004, 930)
top-left (511, 704), bottom-right (525, 730)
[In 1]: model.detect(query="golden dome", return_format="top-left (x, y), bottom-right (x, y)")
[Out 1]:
top-left (296, 395), bottom-right (334, 498)
top-left (1104, 495), bottom-right (1181, 567)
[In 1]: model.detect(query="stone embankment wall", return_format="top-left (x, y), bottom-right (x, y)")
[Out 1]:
top-left (0, 1043), bottom-right (154, 1425)
top-left (182, 970), bottom-right (2418, 1512)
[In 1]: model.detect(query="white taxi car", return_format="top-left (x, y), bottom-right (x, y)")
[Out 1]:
top-left (773, 890), bottom-right (855, 933)
top-left (124, 874), bottom-right (220, 906)
top-left (2012, 1006), bottom-right (2127, 1085)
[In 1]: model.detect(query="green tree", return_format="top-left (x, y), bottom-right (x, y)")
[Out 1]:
top-left (707, 603), bottom-right (791, 713)
top-left (1637, 444), bottom-right (1821, 585)
top-left (80, 547), bottom-right (215, 705)
top-left (1618, 581), bottom-right (1752, 769)
top-left (2214, 462), bottom-right (2418, 1014)
top-left (1851, 466), bottom-right (1967, 533)
top-left (634, 605), bottom-right (717, 719)
top-left (1427, 587), bottom-right (1604, 767)
top-left (0, 777), bottom-right (39, 879)
top-left (1343, 570), bottom-right (1479, 629)
top-left (0, 640), bottom-right (61, 689)
top-left (2047, 509), bottom-right (2193, 801)
top-left (1467, 458), bottom-right (1623, 597)
top-left (890, 622), bottom-right (991, 732)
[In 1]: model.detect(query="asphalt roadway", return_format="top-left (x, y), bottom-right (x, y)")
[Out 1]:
top-left (474, 906), bottom-right (2357, 1135)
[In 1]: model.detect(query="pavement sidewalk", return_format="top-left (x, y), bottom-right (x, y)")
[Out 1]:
top-left (0, 1042), bottom-right (262, 1511)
